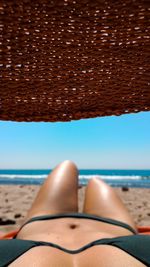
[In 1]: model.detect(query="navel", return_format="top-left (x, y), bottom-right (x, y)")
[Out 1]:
top-left (69, 223), bottom-right (78, 229)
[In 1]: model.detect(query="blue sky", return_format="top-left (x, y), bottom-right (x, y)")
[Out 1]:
top-left (0, 111), bottom-right (150, 169)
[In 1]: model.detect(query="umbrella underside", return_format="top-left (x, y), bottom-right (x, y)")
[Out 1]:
top-left (1, 0), bottom-right (150, 122)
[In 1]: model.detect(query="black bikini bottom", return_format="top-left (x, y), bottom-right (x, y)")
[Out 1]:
top-left (13, 212), bottom-right (137, 238)
top-left (1, 213), bottom-right (148, 267)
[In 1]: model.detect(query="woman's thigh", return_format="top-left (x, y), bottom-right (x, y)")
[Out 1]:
top-left (83, 177), bottom-right (137, 233)
top-left (21, 160), bottom-right (79, 224)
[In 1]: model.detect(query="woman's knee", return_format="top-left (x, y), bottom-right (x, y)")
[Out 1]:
top-left (59, 160), bottom-right (78, 171)
top-left (87, 176), bottom-right (108, 188)
top-left (51, 160), bottom-right (78, 175)
top-left (87, 177), bottom-right (113, 197)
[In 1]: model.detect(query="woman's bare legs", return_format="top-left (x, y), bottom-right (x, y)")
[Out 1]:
top-left (83, 177), bottom-right (137, 233)
top-left (22, 160), bottom-right (79, 224)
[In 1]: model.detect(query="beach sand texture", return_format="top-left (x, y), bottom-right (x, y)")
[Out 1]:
top-left (0, 185), bottom-right (150, 234)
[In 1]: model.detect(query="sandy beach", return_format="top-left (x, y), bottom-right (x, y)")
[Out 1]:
top-left (0, 185), bottom-right (150, 234)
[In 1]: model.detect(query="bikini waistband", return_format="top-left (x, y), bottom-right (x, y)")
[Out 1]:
top-left (13, 212), bottom-right (137, 239)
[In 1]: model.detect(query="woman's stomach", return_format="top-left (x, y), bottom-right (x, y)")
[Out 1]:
top-left (16, 216), bottom-right (133, 250)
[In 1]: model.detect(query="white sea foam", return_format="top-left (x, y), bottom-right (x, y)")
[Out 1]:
top-left (0, 174), bottom-right (47, 179)
top-left (0, 174), bottom-right (142, 180)
top-left (79, 175), bottom-right (142, 180)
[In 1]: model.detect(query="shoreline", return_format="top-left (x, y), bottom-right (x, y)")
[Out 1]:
top-left (0, 185), bottom-right (150, 234)
top-left (0, 178), bottom-right (150, 188)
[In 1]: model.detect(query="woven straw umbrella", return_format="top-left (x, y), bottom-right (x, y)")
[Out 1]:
top-left (1, 0), bottom-right (150, 122)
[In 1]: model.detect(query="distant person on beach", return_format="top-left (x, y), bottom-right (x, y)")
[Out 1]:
top-left (0, 160), bottom-right (149, 267)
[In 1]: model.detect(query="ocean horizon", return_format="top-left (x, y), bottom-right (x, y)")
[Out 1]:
top-left (0, 169), bottom-right (150, 188)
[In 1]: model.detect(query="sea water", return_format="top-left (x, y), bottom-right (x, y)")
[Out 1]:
top-left (0, 169), bottom-right (150, 188)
